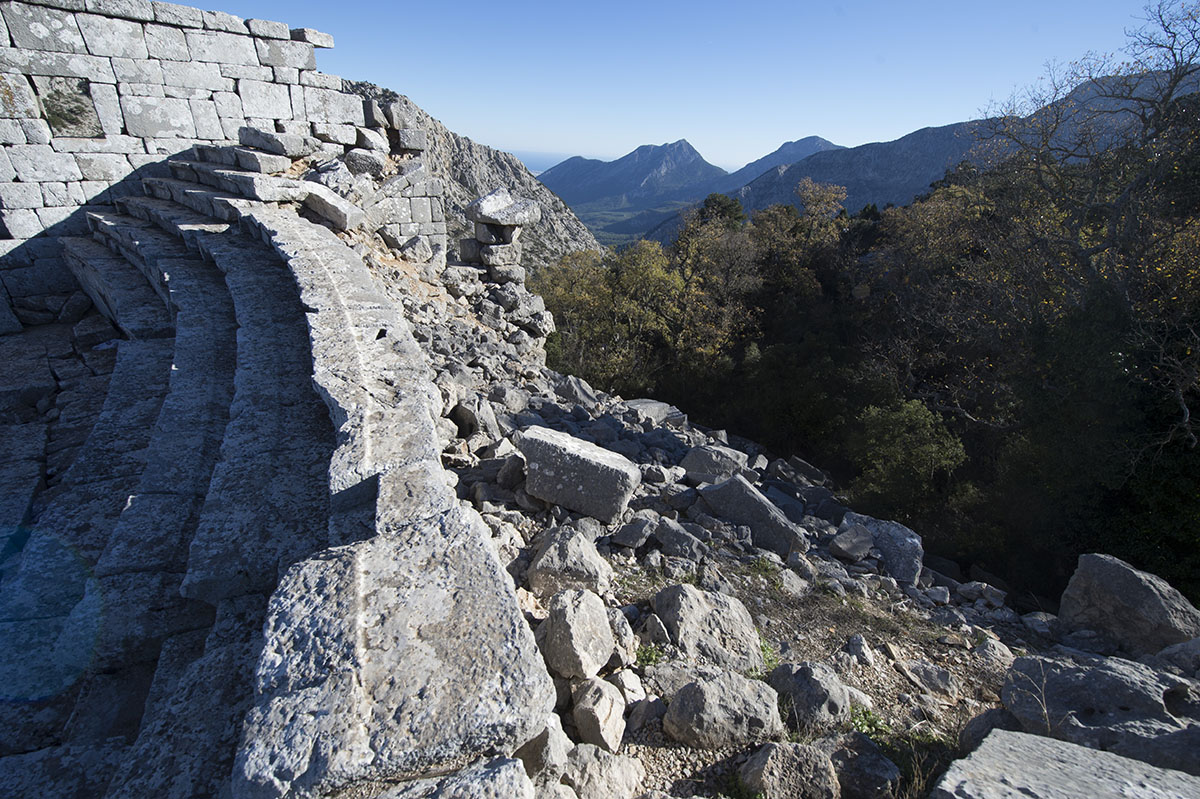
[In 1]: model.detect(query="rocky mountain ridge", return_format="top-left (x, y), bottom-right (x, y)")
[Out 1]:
top-left (344, 79), bottom-right (601, 272)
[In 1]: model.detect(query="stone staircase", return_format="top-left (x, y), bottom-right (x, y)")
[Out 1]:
top-left (0, 133), bottom-right (550, 798)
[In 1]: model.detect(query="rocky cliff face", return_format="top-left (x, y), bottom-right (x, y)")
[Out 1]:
top-left (345, 80), bottom-right (601, 271)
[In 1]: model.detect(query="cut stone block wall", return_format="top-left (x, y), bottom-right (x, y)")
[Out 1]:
top-left (0, 0), bottom-right (446, 329)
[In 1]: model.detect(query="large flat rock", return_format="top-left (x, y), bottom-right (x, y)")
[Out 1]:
top-left (930, 728), bottom-right (1200, 798)
top-left (235, 500), bottom-right (554, 798)
top-left (699, 474), bottom-right (807, 558)
top-left (516, 426), bottom-right (640, 524)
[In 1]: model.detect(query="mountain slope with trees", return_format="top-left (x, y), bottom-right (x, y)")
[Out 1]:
top-left (533, 1), bottom-right (1200, 605)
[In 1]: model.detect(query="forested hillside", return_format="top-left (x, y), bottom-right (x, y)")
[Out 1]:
top-left (533, 3), bottom-right (1200, 604)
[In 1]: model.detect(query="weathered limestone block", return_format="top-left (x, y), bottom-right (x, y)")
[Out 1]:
top-left (120, 96), bottom-right (197, 138)
top-left (539, 589), bottom-right (614, 679)
top-left (290, 27), bottom-right (334, 49)
top-left (238, 79), bottom-right (293, 119)
top-left (662, 670), bottom-right (783, 749)
top-left (652, 583), bottom-right (764, 672)
top-left (699, 474), bottom-right (807, 558)
top-left (929, 729), bottom-right (1200, 799)
top-left (0, 73), bottom-right (39, 118)
top-left (739, 743), bottom-right (840, 799)
top-left (304, 86), bottom-right (365, 125)
top-left (1002, 655), bottom-right (1200, 775)
top-left (255, 38), bottom-right (315, 69)
top-left (1058, 553), bottom-right (1200, 656)
top-left (2, 2), bottom-right (87, 53)
top-left (77, 13), bottom-right (148, 58)
top-left (7, 145), bottom-right (83, 182)
top-left (238, 126), bottom-right (319, 158)
top-left (185, 30), bottom-right (258, 65)
top-left (526, 523), bottom-right (615, 597)
top-left (515, 426), bottom-right (640, 523)
top-left (680, 443), bottom-right (748, 483)
top-left (235, 502), bottom-right (554, 799)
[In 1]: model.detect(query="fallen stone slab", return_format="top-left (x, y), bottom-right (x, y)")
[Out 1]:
top-left (515, 426), bottom-right (641, 524)
top-left (699, 474), bottom-right (807, 557)
top-left (929, 728), bottom-right (1200, 799)
top-left (234, 503), bottom-right (554, 798)
top-left (1058, 553), bottom-right (1200, 657)
top-left (1002, 655), bottom-right (1200, 775)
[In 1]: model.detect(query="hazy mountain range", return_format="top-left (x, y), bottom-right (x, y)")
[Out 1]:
top-left (537, 136), bottom-right (844, 245)
top-left (535, 126), bottom-right (982, 245)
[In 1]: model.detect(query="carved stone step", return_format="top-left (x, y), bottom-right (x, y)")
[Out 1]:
top-left (60, 237), bottom-right (173, 340)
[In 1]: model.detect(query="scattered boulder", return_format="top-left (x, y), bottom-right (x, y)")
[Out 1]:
top-left (739, 742), bottom-right (840, 799)
top-left (527, 523), bottom-right (614, 597)
top-left (572, 677), bottom-right (626, 753)
top-left (652, 584), bottom-right (764, 672)
top-left (561, 744), bottom-right (645, 799)
top-left (929, 729), bottom-right (1200, 799)
top-left (516, 426), bottom-right (641, 523)
top-left (769, 662), bottom-right (852, 730)
top-left (680, 444), bottom-right (749, 483)
top-left (514, 714), bottom-right (572, 783)
top-left (662, 670), bottom-right (784, 749)
top-left (895, 659), bottom-right (958, 698)
top-left (812, 732), bottom-right (901, 799)
top-left (653, 517), bottom-right (709, 561)
top-left (699, 475), bottom-right (808, 558)
top-left (1157, 637), bottom-right (1200, 676)
top-left (1057, 553), bottom-right (1200, 656)
top-left (839, 513), bottom-right (923, 585)
top-left (1002, 655), bottom-right (1200, 774)
top-left (539, 589), bottom-right (615, 679)
top-left (829, 525), bottom-right (872, 562)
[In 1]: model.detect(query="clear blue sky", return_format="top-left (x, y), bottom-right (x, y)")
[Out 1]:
top-left (206, 0), bottom-right (1155, 171)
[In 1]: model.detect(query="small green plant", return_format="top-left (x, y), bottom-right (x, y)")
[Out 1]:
top-left (849, 705), bottom-right (893, 738)
top-left (749, 556), bottom-right (784, 591)
top-left (635, 643), bottom-right (665, 667)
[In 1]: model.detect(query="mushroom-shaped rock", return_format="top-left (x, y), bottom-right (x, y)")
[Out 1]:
top-left (515, 426), bottom-right (641, 523)
top-left (465, 188), bottom-right (542, 226)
